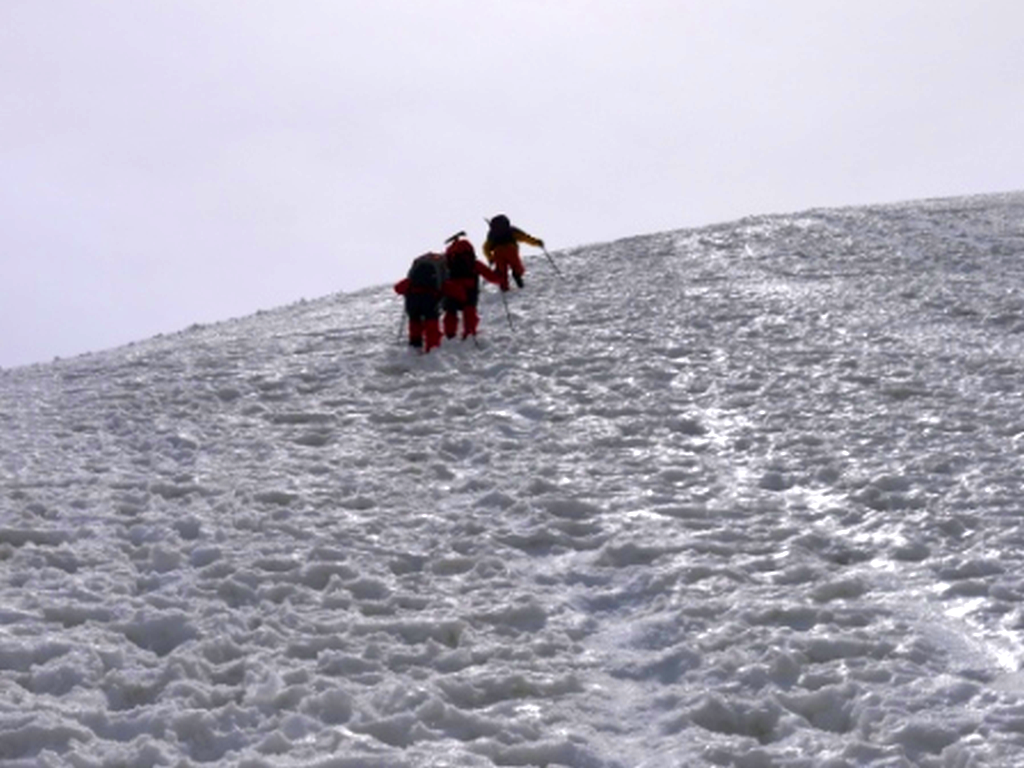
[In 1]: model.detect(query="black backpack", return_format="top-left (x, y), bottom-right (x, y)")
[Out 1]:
top-left (408, 254), bottom-right (446, 291)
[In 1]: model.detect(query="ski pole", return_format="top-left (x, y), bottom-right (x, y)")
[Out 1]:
top-left (499, 288), bottom-right (514, 331)
top-left (542, 246), bottom-right (563, 277)
top-left (396, 309), bottom-right (407, 343)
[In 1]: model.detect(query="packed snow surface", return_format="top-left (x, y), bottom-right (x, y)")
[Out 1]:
top-left (3, 193), bottom-right (1024, 767)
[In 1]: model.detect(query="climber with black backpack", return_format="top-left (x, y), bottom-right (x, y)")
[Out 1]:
top-left (482, 214), bottom-right (545, 292)
top-left (394, 252), bottom-right (449, 352)
top-left (441, 232), bottom-right (502, 341)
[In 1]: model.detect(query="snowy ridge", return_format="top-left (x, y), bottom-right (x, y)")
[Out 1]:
top-left (3, 192), bottom-right (1024, 766)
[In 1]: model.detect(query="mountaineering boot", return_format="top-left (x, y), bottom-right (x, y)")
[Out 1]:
top-left (443, 311), bottom-right (459, 339)
top-left (408, 319), bottom-right (423, 348)
top-left (463, 306), bottom-right (480, 339)
top-left (423, 318), bottom-right (442, 352)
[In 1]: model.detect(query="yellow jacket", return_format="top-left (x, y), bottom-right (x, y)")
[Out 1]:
top-left (483, 228), bottom-right (543, 264)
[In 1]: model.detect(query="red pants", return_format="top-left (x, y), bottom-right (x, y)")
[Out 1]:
top-left (444, 305), bottom-right (479, 339)
top-left (409, 317), bottom-right (441, 352)
top-left (491, 244), bottom-right (525, 291)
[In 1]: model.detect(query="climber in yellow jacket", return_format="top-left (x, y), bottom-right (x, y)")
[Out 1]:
top-left (482, 214), bottom-right (544, 291)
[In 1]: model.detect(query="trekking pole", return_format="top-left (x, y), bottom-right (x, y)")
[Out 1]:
top-left (541, 246), bottom-right (563, 277)
top-left (499, 289), bottom-right (514, 331)
top-left (396, 310), bottom-right (407, 343)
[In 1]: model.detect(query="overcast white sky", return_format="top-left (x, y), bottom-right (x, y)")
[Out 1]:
top-left (2, 1), bottom-right (1021, 368)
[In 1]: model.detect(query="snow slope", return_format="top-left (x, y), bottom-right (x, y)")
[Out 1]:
top-left (3, 192), bottom-right (1024, 767)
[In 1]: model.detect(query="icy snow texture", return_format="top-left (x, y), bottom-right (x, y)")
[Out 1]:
top-left (2, 192), bottom-right (1024, 766)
